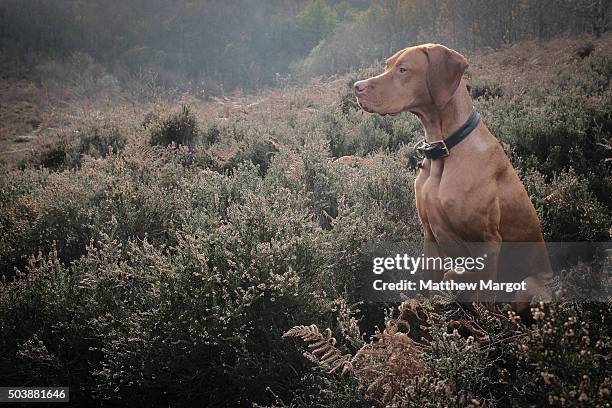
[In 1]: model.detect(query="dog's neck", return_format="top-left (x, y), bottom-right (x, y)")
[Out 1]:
top-left (412, 82), bottom-right (474, 143)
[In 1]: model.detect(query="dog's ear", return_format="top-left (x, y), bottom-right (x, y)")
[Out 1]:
top-left (423, 44), bottom-right (468, 108)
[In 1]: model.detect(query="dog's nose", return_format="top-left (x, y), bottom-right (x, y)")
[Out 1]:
top-left (354, 80), bottom-right (368, 94)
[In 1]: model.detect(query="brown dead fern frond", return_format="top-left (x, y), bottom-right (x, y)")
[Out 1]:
top-left (284, 307), bottom-right (430, 404)
top-left (283, 325), bottom-right (354, 375)
top-left (354, 326), bottom-right (428, 403)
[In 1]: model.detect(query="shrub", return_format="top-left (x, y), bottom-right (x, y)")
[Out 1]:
top-left (75, 123), bottom-right (127, 160)
top-left (24, 119), bottom-right (128, 170)
top-left (0, 156), bottom-right (344, 406)
top-left (311, 108), bottom-right (420, 158)
top-left (576, 42), bottom-right (595, 59)
top-left (339, 87), bottom-right (360, 115)
top-left (1, 149), bottom-right (202, 278)
top-left (467, 80), bottom-right (504, 100)
top-left (554, 51), bottom-right (611, 95)
top-left (510, 303), bottom-right (611, 407)
top-left (476, 62), bottom-right (612, 212)
top-left (148, 105), bottom-right (199, 147)
top-left (0, 231), bottom-right (336, 406)
top-left (33, 141), bottom-right (72, 169)
top-left (224, 138), bottom-right (280, 177)
top-left (520, 168), bottom-right (611, 241)
top-left (204, 123), bottom-right (221, 146)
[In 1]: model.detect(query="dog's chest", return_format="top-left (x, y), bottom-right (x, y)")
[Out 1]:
top-left (418, 176), bottom-right (446, 223)
top-left (415, 165), bottom-right (474, 241)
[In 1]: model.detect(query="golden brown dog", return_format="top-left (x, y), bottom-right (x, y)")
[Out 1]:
top-left (354, 44), bottom-right (551, 316)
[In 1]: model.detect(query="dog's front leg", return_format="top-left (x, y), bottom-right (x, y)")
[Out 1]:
top-left (442, 189), bottom-right (503, 285)
top-left (442, 238), bottom-right (501, 308)
top-left (422, 225), bottom-right (445, 281)
top-left (443, 238), bottom-right (501, 282)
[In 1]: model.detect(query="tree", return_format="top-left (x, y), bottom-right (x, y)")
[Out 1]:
top-left (296, 0), bottom-right (340, 52)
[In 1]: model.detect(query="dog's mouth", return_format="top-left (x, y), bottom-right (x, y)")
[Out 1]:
top-left (355, 96), bottom-right (378, 112)
top-left (356, 97), bottom-right (400, 116)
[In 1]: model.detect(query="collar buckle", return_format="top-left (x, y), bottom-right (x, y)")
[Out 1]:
top-left (429, 140), bottom-right (450, 158)
top-left (415, 139), bottom-right (450, 160)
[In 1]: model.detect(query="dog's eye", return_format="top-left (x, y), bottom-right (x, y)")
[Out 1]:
top-left (398, 67), bottom-right (408, 74)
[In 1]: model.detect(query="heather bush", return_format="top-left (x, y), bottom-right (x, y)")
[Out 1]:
top-left (224, 138), bottom-right (280, 177)
top-left (475, 56), bottom-right (612, 216)
top-left (1, 149), bottom-right (203, 278)
top-left (0, 155), bottom-right (346, 405)
top-left (0, 232), bottom-right (336, 406)
top-left (521, 167), bottom-right (611, 241)
top-left (575, 42), bottom-right (596, 59)
top-left (308, 107), bottom-right (420, 159)
top-left (147, 105), bottom-right (199, 147)
top-left (24, 119), bottom-right (128, 170)
top-left (556, 48), bottom-right (611, 95)
top-left (204, 123), bottom-right (221, 146)
top-left (510, 303), bottom-right (611, 407)
top-left (467, 79), bottom-right (504, 100)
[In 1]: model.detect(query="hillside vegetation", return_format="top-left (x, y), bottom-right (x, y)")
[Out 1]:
top-left (0, 34), bottom-right (611, 407)
top-left (1, 0), bottom-right (609, 91)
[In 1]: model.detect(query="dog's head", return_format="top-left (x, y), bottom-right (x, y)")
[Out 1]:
top-left (354, 44), bottom-right (468, 115)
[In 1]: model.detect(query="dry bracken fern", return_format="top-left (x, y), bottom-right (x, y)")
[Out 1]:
top-left (283, 324), bottom-right (354, 376)
top-left (284, 302), bottom-right (430, 403)
top-left (353, 323), bottom-right (428, 403)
